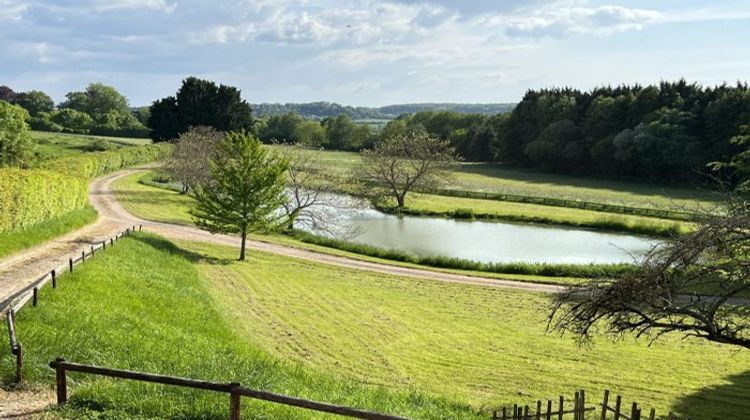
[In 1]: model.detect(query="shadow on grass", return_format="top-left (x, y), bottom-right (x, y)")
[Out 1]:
top-left (132, 234), bottom-right (233, 266)
top-left (671, 369), bottom-right (750, 419)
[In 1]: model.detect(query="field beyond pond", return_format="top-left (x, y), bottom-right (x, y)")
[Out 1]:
top-left (4, 233), bottom-right (748, 419)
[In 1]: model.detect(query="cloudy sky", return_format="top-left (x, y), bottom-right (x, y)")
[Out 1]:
top-left (2, 0), bottom-right (749, 106)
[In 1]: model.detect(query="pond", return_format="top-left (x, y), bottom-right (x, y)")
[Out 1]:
top-left (296, 196), bottom-right (657, 265)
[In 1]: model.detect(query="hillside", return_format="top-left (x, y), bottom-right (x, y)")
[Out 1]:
top-left (250, 101), bottom-right (515, 119)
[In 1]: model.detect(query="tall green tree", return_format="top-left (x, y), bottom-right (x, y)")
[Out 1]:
top-left (60, 83), bottom-right (129, 116)
top-left (0, 101), bottom-right (34, 167)
top-left (15, 90), bottom-right (54, 116)
top-left (148, 77), bottom-right (253, 141)
top-left (192, 131), bottom-right (288, 261)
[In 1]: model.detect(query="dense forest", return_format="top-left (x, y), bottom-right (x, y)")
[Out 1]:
top-left (251, 102), bottom-right (514, 119)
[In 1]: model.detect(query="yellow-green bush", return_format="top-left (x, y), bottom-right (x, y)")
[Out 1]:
top-left (0, 143), bottom-right (171, 232)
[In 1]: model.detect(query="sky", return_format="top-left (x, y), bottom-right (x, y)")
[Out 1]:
top-left (1, 0), bottom-right (749, 107)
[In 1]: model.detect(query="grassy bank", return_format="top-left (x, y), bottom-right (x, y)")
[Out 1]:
top-left (31, 130), bottom-right (152, 161)
top-left (6, 233), bottom-right (746, 417)
top-left (0, 207), bottom-right (98, 258)
top-left (3, 233), bottom-right (477, 419)
top-left (385, 193), bottom-right (689, 237)
top-left (266, 146), bottom-right (718, 210)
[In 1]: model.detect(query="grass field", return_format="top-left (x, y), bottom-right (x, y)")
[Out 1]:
top-left (5, 233), bottom-right (748, 419)
top-left (0, 207), bottom-right (98, 258)
top-left (31, 131), bottom-right (152, 161)
top-left (3, 233), bottom-right (476, 419)
top-left (269, 146), bottom-right (718, 210)
top-left (394, 193), bottom-right (688, 237)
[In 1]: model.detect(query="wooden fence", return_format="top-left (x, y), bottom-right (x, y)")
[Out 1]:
top-left (2, 225), bottom-right (143, 383)
top-left (492, 390), bottom-right (690, 420)
top-left (49, 358), bottom-right (407, 420)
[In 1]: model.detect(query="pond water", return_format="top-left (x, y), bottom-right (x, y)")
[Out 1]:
top-left (297, 196), bottom-right (657, 265)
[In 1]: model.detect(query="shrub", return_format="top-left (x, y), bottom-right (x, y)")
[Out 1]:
top-left (0, 143), bottom-right (172, 232)
top-left (0, 100), bottom-right (34, 167)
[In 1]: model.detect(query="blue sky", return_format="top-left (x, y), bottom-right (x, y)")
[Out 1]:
top-left (2, 0), bottom-right (749, 106)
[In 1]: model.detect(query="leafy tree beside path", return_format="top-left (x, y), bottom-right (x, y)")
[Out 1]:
top-left (192, 131), bottom-right (288, 261)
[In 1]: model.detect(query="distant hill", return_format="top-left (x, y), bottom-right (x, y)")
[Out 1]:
top-left (250, 101), bottom-right (515, 120)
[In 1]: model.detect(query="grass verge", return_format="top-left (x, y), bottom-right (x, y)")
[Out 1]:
top-left (0, 207), bottom-right (98, 258)
top-left (3, 233), bottom-right (478, 419)
top-left (384, 193), bottom-right (689, 237)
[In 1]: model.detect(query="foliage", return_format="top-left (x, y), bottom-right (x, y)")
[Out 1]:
top-left (256, 112), bottom-right (304, 143)
top-left (91, 110), bottom-right (149, 138)
top-left (14, 90), bottom-right (55, 116)
top-left (0, 143), bottom-right (170, 232)
top-left (50, 108), bottom-right (94, 133)
top-left (148, 77), bottom-right (253, 141)
top-left (550, 196), bottom-right (750, 349)
top-left (293, 120), bottom-right (327, 147)
top-left (357, 132), bottom-right (459, 207)
top-left (60, 82), bottom-right (129, 116)
top-left (321, 114), bottom-right (375, 151)
top-left (168, 126), bottom-right (224, 193)
top-left (0, 100), bottom-right (34, 167)
top-left (251, 101), bottom-right (515, 119)
top-left (192, 131), bottom-right (288, 260)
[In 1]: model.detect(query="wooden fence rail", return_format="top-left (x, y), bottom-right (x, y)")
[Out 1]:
top-left (49, 358), bottom-right (407, 420)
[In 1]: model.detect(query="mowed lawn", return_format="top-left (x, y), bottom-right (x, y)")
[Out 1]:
top-left (400, 193), bottom-right (688, 236)
top-left (5, 234), bottom-right (749, 419)
top-left (274, 147), bottom-right (717, 210)
top-left (31, 131), bottom-right (151, 160)
top-left (185, 239), bottom-right (750, 418)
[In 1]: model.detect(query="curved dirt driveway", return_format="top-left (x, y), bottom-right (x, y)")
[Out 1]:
top-left (0, 167), bottom-right (562, 310)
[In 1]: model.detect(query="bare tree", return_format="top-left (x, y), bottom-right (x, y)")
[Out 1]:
top-left (549, 196), bottom-right (750, 349)
top-left (168, 126), bottom-right (223, 194)
top-left (278, 144), bottom-right (362, 236)
top-left (356, 133), bottom-right (459, 208)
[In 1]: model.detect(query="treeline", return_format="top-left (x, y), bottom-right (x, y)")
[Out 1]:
top-left (499, 81), bottom-right (750, 182)
top-left (0, 84), bottom-right (149, 138)
top-left (251, 101), bottom-right (514, 119)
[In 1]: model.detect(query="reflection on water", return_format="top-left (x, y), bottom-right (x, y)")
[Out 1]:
top-left (296, 195), bottom-right (657, 264)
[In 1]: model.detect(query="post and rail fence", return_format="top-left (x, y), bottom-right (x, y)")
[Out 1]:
top-left (2, 224), bottom-right (143, 383)
top-left (49, 358), bottom-right (407, 420)
top-left (492, 389), bottom-right (690, 420)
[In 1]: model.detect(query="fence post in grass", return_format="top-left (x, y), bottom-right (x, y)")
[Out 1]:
top-left (33, 287), bottom-right (38, 306)
top-left (15, 343), bottom-right (22, 383)
top-left (558, 396), bottom-right (564, 420)
top-left (139, 224), bottom-right (142, 231)
top-left (52, 269), bottom-right (57, 288)
top-left (580, 390), bottom-right (586, 419)
top-left (601, 390), bottom-right (609, 420)
top-left (53, 358), bottom-right (67, 404)
top-left (229, 382), bottom-right (241, 420)
top-left (648, 408), bottom-right (656, 420)
top-left (91, 245), bottom-right (94, 255)
top-left (82, 251), bottom-right (85, 262)
top-left (68, 258), bottom-right (73, 273)
top-left (546, 400), bottom-right (552, 420)
top-left (111, 238), bottom-right (114, 246)
top-left (573, 391), bottom-right (579, 420)
top-left (536, 400), bottom-right (542, 420)
top-left (614, 395), bottom-right (622, 420)
top-left (630, 402), bottom-right (640, 420)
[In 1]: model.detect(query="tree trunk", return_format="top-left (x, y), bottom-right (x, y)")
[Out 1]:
top-left (396, 194), bottom-right (405, 208)
top-left (239, 228), bottom-right (247, 261)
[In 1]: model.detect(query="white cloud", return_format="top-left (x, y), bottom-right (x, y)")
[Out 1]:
top-left (503, 4), bottom-right (664, 38)
top-left (92, 0), bottom-right (176, 12)
top-left (0, 0), bottom-right (29, 20)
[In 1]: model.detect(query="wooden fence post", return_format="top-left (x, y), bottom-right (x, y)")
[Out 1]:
top-left (601, 390), bottom-right (609, 420)
top-left (229, 382), bottom-right (241, 420)
top-left (102, 241), bottom-right (106, 250)
top-left (82, 251), bottom-right (85, 262)
top-left (546, 400), bottom-right (552, 420)
top-left (139, 224), bottom-right (142, 231)
top-left (614, 395), bottom-right (622, 420)
top-left (630, 402), bottom-right (640, 420)
top-left (558, 396), bottom-right (564, 420)
top-left (649, 408), bottom-right (656, 420)
top-left (69, 258), bottom-right (73, 273)
top-left (52, 269), bottom-right (57, 288)
top-left (33, 287), bottom-right (38, 306)
top-left (580, 390), bottom-right (586, 420)
top-left (111, 238), bottom-right (114, 246)
top-left (15, 344), bottom-right (23, 383)
top-left (54, 358), bottom-right (67, 404)
top-left (574, 391), bottom-right (580, 420)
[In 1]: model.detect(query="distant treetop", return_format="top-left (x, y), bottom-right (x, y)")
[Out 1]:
top-left (250, 101), bottom-right (515, 120)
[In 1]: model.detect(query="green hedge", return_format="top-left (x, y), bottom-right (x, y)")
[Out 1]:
top-left (0, 144), bottom-right (171, 232)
